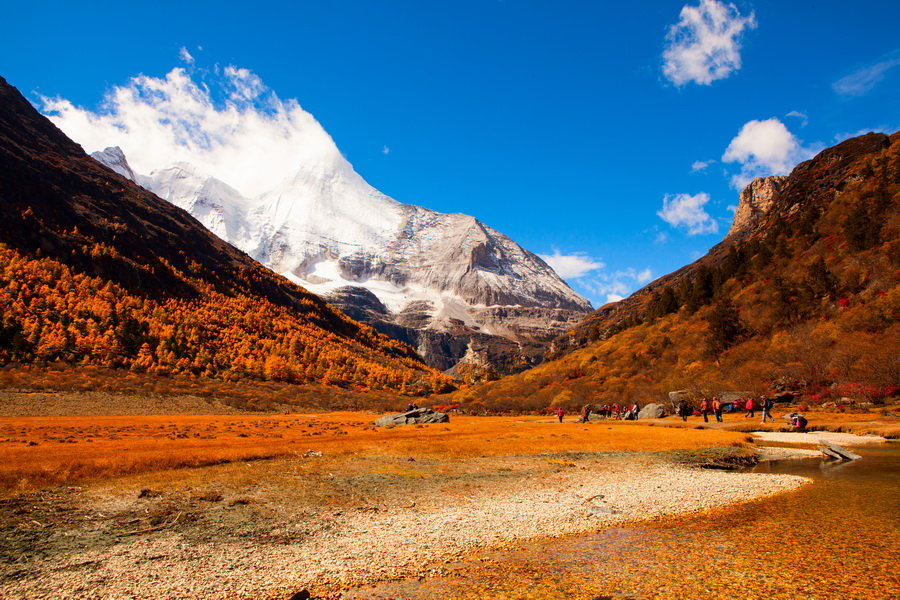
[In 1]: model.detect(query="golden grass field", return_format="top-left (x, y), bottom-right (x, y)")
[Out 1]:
top-left (0, 413), bottom-right (753, 494)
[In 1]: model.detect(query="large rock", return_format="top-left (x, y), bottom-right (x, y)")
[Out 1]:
top-left (375, 407), bottom-right (449, 426)
top-left (638, 403), bottom-right (666, 419)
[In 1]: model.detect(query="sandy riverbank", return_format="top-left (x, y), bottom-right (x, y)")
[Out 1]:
top-left (1, 450), bottom-right (808, 600)
top-left (751, 430), bottom-right (890, 446)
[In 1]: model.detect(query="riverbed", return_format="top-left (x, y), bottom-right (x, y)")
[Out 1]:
top-left (347, 445), bottom-right (900, 600)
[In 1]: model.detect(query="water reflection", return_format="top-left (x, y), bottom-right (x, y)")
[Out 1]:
top-left (348, 447), bottom-right (900, 600)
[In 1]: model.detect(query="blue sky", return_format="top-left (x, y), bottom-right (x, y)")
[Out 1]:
top-left (3, 0), bottom-right (899, 306)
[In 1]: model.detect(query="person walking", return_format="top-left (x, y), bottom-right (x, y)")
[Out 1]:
top-left (677, 400), bottom-right (689, 421)
top-left (760, 395), bottom-right (774, 423)
top-left (556, 407), bottom-right (565, 423)
top-left (744, 397), bottom-right (755, 418)
top-left (712, 396), bottom-right (723, 422)
top-left (630, 403), bottom-right (639, 420)
top-left (699, 398), bottom-right (710, 423)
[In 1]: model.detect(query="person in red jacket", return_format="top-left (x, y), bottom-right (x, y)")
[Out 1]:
top-left (699, 398), bottom-right (710, 423)
top-left (556, 407), bottom-right (565, 423)
top-left (744, 397), bottom-right (755, 418)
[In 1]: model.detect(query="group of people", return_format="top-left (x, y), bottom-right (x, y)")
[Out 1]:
top-left (556, 403), bottom-right (640, 423)
top-left (677, 395), bottom-right (777, 423)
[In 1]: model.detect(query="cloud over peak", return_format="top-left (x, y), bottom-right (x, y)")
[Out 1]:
top-left (722, 118), bottom-right (818, 189)
top-left (40, 65), bottom-right (343, 197)
top-left (662, 0), bottom-right (757, 87)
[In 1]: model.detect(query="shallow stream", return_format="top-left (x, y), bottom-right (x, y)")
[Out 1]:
top-left (347, 445), bottom-right (900, 600)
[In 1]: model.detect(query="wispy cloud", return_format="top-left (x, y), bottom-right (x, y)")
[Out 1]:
top-left (40, 62), bottom-right (344, 197)
top-left (721, 118), bottom-right (819, 189)
top-left (657, 192), bottom-right (718, 235)
top-left (833, 52), bottom-right (900, 96)
top-left (662, 0), bottom-right (757, 86)
top-left (691, 159), bottom-right (714, 172)
top-left (786, 110), bottom-right (808, 127)
top-left (178, 47), bottom-right (195, 64)
top-left (382, 145), bottom-right (391, 155)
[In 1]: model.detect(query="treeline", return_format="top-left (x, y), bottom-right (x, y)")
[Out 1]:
top-left (0, 246), bottom-right (454, 395)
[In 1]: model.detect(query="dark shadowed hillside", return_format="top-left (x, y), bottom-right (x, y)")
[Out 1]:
top-left (445, 132), bottom-right (899, 412)
top-left (0, 76), bottom-right (453, 395)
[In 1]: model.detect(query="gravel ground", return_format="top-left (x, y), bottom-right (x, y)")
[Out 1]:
top-left (0, 454), bottom-right (809, 600)
top-left (751, 431), bottom-right (889, 446)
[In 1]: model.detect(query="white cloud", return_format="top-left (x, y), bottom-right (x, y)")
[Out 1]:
top-left (721, 118), bottom-right (818, 189)
top-left (662, 0), bottom-right (757, 86)
top-left (576, 267), bottom-right (655, 306)
top-left (538, 250), bottom-right (605, 279)
top-left (657, 192), bottom-right (718, 235)
top-left (40, 66), bottom-right (344, 197)
top-left (382, 145), bottom-right (391, 155)
top-left (539, 251), bottom-right (653, 305)
top-left (786, 110), bottom-right (808, 127)
top-left (691, 159), bottom-right (713, 172)
top-left (654, 231), bottom-right (669, 245)
top-left (178, 47), bottom-right (195, 64)
top-left (833, 54), bottom-right (900, 96)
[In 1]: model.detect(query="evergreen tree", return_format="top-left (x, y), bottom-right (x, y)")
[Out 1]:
top-left (705, 297), bottom-right (745, 356)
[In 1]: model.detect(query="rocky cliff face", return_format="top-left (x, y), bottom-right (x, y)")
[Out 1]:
top-left (90, 146), bottom-right (591, 377)
top-left (726, 175), bottom-right (787, 239)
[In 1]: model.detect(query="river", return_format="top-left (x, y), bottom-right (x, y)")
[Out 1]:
top-left (347, 445), bottom-right (900, 600)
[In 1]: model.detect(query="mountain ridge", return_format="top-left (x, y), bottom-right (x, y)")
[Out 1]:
top-left (90, 138), bottom-right (591, 377)
top-left (0, 75), bottom-right (451, 394)
top-left (444, 131), bottom-right (899, 411)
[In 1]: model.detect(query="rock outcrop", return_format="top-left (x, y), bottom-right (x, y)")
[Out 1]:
top-left (727, 175), bottom-right (787, 239)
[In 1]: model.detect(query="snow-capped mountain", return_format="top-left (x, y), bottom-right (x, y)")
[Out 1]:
top-left (91, 146), bottom-right (591, 375)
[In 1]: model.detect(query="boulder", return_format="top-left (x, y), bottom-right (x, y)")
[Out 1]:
top-left (638, 403), bottom-right (666, 419)
top-left (375, 407), bottom-right (449, 426)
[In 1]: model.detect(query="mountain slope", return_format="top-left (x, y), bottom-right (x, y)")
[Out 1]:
top-left (0, 75), bottom-right (452, 394)
top-left (85, 121), bottom-right (590, 377)
top-left (445, 132), bottom-right (900, 411)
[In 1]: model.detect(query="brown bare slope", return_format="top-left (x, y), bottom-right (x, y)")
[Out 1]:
top-left (446, 132), bottom-right (899, 412)
top-left (0, 75), bottom-right (452, 394)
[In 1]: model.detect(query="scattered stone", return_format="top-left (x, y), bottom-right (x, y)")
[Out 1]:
top-left (198, 491), bottom-right (223, 502)
top-left (137, 489), bottom-right (161, 499)
top-left (303, 450), bottom-right (323, 458)
top-left (289, 590), bottom-right (311, 600)
top-left (374, 408), bottom-right (449, 426)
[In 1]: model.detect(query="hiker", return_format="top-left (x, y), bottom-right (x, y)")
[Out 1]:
top-left (699, 398), bottom-right (710, 423)
top-left (760, 395), bottom-right (775, 423)
top-left (556, 407), bottom-right (565, 423)
top-left (677, 400), bottom-right (690, 421)
top-left (744, 397), bottom-right (755, 418)
top-left (581, 404), bottom-right (592, 423)
top-left (791, 413), bottom-right (808, 432)
top-left (712, 396), bottom-right (723, 422)
top-left (630, 403), bottom-right (639, 420)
